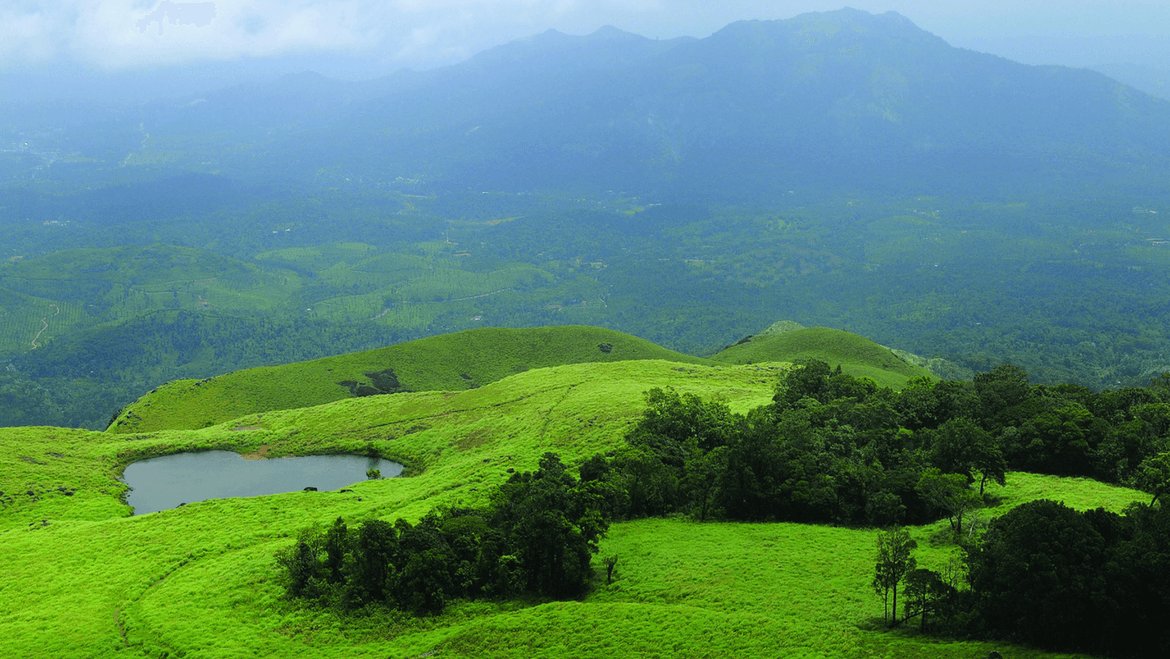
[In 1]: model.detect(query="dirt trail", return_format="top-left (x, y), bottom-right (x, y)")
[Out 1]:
top-left (29, 303), bottom-right (60, 350)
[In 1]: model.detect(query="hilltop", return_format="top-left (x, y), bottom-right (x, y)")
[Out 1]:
top-left (107, 325), bottom-right (711, 433)
top-left (107, 324), bottom-right (933, 434)
top-left (710, 324), bottom-right (934, 389)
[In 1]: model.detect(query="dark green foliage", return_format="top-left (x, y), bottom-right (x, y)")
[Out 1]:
top-left (902, 568), bottom-right (956, 632)
top-left (604, 360), bottom-right (1170, 531)
top-left (274, 528), bottom-right (327, 600)
top-left (916, 468), bottom-right (982, 537)
top-left (1136, 452), bottom-right (1170, 507)
top-left (928, 417), bottom-right (1005, 496)
top-left (489, 453), bottom-right (609, 598)
top-left (963, 500), bottom-right (1170, 657)
top-left (276, 452), bottom-right (610, 615)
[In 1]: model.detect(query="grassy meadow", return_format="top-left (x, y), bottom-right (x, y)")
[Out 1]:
top-left (0, 348), bottom-right (1144, 658)
top-left (710, 326), bottom-right (935, 390)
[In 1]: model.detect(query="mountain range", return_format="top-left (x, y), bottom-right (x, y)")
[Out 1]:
top-left (94, 8), bottom-right (1170, 200)
top-left (5, 8), bottom-right (1170, 201)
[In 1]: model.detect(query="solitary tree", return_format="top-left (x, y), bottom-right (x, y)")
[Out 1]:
top-left (1136, 451), bottom-right (1170, 507)
top-left (603, 555), bottom-right (618, 584)
top-left (873, 527), bottom-right (917, 626)
top-left (917, 468), bottom-right (982, 538)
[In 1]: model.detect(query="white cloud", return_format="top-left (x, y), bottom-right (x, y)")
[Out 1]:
top-left (1, 1), bottom-right (1167, 73)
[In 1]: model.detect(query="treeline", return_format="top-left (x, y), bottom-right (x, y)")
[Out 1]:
top-left (276, 454), bottom-right (611, 615)
top-left (967, 499), bottom-right (1170, 657)
top-left (579, 361), bottom-right (1170, 529)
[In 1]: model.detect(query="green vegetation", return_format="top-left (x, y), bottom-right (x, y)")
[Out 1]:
top-left (108, 325), bottom-right (710, 433)
top-left (711, 326), bottom-right (935, 389)
top-left (3, 187), bottom-right (1170, 431)
top-left (0, 345), bottom-right (1159, 659)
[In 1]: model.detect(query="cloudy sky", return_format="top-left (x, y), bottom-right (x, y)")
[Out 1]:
top-left (3, 0), bottom-right (1168, 77)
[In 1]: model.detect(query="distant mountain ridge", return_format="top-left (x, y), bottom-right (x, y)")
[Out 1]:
top-left (8, 9), bottom-right (1170, 200)
top-left (289, 7), bottom-right (1170, 199)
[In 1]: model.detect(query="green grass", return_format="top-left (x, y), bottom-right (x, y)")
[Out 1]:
top-left (0, 359), bottom-right (774, 658)
top-left (108, 326), bottom-right (714, 433)
top-left (710, 327), bottom-right (935, 390)
top-left (0, 354), bottom-right (1145, 658)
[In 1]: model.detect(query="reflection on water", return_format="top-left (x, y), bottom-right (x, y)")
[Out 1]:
top-left (120, 451), bottom-right (403, 514)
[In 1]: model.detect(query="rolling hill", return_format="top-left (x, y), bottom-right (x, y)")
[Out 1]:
top-left (107, 325), bottom-right (712, 433)
top-left (710, 325), bottom-right (935, 389)
top-left (0, 353), bottom-right (1147, 659)
top-left (107, 324), bottom-right (937, 434)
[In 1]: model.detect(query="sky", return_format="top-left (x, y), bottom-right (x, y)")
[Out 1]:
top-left (2, 1), bottom-right (1168, 85)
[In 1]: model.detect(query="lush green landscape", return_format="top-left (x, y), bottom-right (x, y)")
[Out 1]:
top-left (5, 7), bottom-right (1170, 658)
top-left (3, 186), bottom-right (1169, 429)
top-left (0, 339), bottom-right (1155, 658)
top-left (4, 10), bottom-right (1170, 429)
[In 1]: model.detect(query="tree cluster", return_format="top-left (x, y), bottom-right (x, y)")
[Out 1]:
top-left (960, 499), bottom-right (1170, 657)
top-left (275, 453), bottom-right (611, 615)
top-left (872, 527), bottom-right (962, 632)
top-left (592, 361), bottom-right (1170, 529)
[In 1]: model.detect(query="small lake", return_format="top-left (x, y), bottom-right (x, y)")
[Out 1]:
top-left (120, 451), bottom-right (403, 515)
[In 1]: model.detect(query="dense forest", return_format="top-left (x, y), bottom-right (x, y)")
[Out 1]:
top-left (3, 185), bottom-right (1169, 429)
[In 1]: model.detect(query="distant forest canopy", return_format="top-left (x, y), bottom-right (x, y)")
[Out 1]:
top-left (0, 184), bottom-right (1168, 429)
top-left (2, 9), bottom-right (1170, 428)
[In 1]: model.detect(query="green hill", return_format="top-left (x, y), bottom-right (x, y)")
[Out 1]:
top-left (0, 357), bottom-right (1144, 659)
top-left (710, 326), bottom-right (935, 389)
top-left (107, 325), bottom-right (712, 434)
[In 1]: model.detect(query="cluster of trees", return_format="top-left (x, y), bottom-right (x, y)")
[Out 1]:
top-left (278, 358), bottom-right (1170, 622)
top-left (581, 360), bottom-right (1170, 530)
top-left (276, 453), bottom-right (611, 615)
top-left (968, 499), bottom-right (1170, 656)
top-left (875, 500), bottom-right (1170, 658)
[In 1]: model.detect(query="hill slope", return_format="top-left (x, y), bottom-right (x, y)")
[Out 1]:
top-left (0, 358), bottom-right (1144, 659)
top-left (107, 325), bottom-right (711, 433)
top-left (710, 326), bottom-right (934, 389)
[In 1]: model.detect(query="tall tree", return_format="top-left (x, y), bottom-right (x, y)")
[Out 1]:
top-left (873, 527), bottom-right (917, 626)
top-left (1137, 451), bottom-right (1170, 507)
top-left (929, 416), bottom-right (1007, 496)
top-left (917, 468), bottom-right (982, 537)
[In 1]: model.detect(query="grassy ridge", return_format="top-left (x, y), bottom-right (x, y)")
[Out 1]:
top-left (110, 324), bottom-right (935, 434)
top-left (0, 357), bottom-right (1145, 658)
top-left (711, 326), bottom-right (935, 389)
top-left (107, 326), bottom-right (713, 433)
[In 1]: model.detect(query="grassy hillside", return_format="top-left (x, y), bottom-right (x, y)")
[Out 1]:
top-left (107, 325), bottom-right (712, 434)
top-left (0, 356), bottom-right (1143, 658)
top-left (711, 326), bottom-right (935, 389)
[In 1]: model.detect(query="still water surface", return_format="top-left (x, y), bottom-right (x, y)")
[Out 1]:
top-left (121, 451), bottom-right (403, 514)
